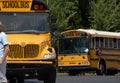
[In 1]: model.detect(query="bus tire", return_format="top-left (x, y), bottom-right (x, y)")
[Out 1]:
top-left (9, 78), bottom-right (16, 83)
top-left (38, 66), bottom-right (56, 83)
top-left (44, 70), bottom-right (56, 83)
top-left (96, 61), bottom-right (106, 75)
top-left (17, 73), bottom-right (24, 83)
top-left (17, 79), bottom-right (24, 83)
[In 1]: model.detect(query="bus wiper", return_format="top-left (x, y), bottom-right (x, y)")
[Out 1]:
top-left (5, 29), bottom-right (15, 32)
top-left (74, 47), bottom-right (80, 53)
top-left (5, 30), bottom-right (21, 33)
top-left (22, 30), bottom-right (40, 33)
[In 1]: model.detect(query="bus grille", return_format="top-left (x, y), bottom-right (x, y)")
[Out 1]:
top-left (8, 44), bottom-right (39, 58)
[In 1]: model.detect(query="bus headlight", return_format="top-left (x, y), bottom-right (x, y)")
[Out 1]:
top-left (43, 54), bottom-right (56, 60)
top-left (82, 61), bottom-right (89, 65)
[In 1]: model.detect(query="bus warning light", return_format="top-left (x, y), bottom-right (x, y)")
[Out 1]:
top-left (39, 5), bottom-right (44, 10)
top-left (34, 4), bottom-right (44, 10)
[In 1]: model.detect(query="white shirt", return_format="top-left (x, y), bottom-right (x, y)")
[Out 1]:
top-left (0, 32), bottom-right (9, 59)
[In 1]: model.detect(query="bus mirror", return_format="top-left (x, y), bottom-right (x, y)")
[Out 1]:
top-left (51, 23), bottom-right (57, 32)
top-left (96, 48), bottom-right (102, 56)
top-left (53, 31), bottom-right (61, 38)
top-left (50, 14), bottom-right (57, 32)
top-left (88, 51), bottom-right (90, 55)
top-left (53, 31), bottom-right (65, 39)
top-left (47, 47), bottom-right (52, 52)
top-left (96, 50), bottom-right (98, 55)
top-left (50, 14), bottom-right (57, 23)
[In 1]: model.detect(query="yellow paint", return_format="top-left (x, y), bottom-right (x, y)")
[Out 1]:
top-left (58, 55), bottom-right (90, 67)
top-left (0, 0), bottom-right (32, 12)
top-left (7, 60), bottom-right (52, 64)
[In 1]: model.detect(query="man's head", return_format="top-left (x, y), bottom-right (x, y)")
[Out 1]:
top-left (0, 21), bottom-right (2, 32)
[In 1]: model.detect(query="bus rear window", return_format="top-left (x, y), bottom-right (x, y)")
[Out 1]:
top-left (118, 39), bottom-right (120, 48)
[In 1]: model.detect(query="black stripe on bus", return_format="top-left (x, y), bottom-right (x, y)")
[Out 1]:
top-left (105, 59), bottom-right (120, 62)
top-left (90, 58), bottom-right (120, 62)
top-left (102, 54), bottom-right (120, 56)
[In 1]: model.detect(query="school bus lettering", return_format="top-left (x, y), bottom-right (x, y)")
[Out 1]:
top-left (20, 1), bottom-right (29, 8)
top-left (2, 1), bottom-right (29, 8)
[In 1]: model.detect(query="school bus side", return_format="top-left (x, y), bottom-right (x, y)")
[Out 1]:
top-left (57, 29), bottom-right (120, 75)
top-left (89, 32), bottom-right (120, 75)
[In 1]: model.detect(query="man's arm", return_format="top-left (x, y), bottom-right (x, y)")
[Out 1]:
top-left (0, 44), bottom-right (10, 64)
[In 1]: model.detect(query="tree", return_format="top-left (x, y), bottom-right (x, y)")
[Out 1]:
top-left (89, 0), bottom-right (120, 32)
top-left (78, 0), bottom-right (90, 28)
top-left (40, 0), bottom-right (90, 31)
top-left (48, 0), bottom-right (84, 31)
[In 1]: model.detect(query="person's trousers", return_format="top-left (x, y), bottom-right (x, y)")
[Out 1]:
top-left (0, 59), bottom-right (7, 83)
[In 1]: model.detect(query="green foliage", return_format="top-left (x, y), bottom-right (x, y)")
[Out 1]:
top-left (89, 0), bottom-right (120, 32)
top-left (48, 0), bottom-right (83, 31)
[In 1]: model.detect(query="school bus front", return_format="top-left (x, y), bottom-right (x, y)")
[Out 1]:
top-left (58, 54), bottom-right (90, 69)
top-left (0, 0), bottom-right (56, 83)
top-left (57, 33), bottom-right (90, 75)
top-left (7, 33), bottom-right (56, 61)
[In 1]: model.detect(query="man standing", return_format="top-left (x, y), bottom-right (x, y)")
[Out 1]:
top-left (0, 21), bottom-right (10, 83)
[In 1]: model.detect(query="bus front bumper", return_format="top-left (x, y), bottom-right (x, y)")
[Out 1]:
top-left (7, 60), bottom-right (53, 64)
top-left (58, 66), bottom-right (95, 71)
top-left (6, 60), bottom-right (56, 79)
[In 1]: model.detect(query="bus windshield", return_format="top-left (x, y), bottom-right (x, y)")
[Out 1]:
top-left (0, 12), bottom-right (49, 33)
top-left (59, 37), bottom-right (89, 54)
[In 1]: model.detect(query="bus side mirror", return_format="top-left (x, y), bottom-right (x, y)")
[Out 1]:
top-left (53, 31), bottom-right (59, 36)
top-left (96, 48), bottom-right (102, 56)
top-left (96, 50), bottom-right (98, 55)
top-left (50, 14), bottom-right (57, 32)
top-left (88, 50), bottom-right (90, 55)
top-left (50, 14), bottom-right (62, 38)
top-left (51, 14), bottom-right (57, 23)
top-left (51, 23), bottom-right (57, 32)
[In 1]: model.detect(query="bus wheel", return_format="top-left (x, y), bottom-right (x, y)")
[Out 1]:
top-left (9, 78), bottom-right (16, 83)
top-left (38, 66), bottom-right (56, 83)
top-left (44, 68), bottom-right (56, 83)
top-left (96, 61), bottom-right (106, 75)
top-left (17, 79), bottom-right (24, 83)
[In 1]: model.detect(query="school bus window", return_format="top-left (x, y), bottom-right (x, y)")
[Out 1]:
top-left (116, 39), bottom-right (118, 48)
top-left (59, 38), bottom-right (75, 54)
top-left (109, 38), bottom-right (113, 48)
top-left (95, 37), bottom-right (99, 48)
top-left (100, 37), bottom-right (104, 48)
top-left (76, 32), bottom-right (80, 36)
top-left (105, 38), bottom-right (108, 48)
top-left (113, 38), bottom-right (117, 48)
top-left (59, 38), bottom-right (64, 54)
top-left (1, 12), bottom-right (49, 33)
top-left (118, 39), bottom-right (120, 48)
top-left (59, 37), bottom-right (89, 54)
top-left (90, 38), bottom-right (94, 49)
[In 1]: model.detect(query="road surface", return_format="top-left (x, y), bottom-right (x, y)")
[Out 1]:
top-left (23, 74), bottom-right (120, 83)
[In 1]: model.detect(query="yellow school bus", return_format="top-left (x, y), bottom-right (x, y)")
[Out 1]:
top-left (57, 29), bottom-right (120, 76)
top-left (0, 0), bottom-right (57, 83)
